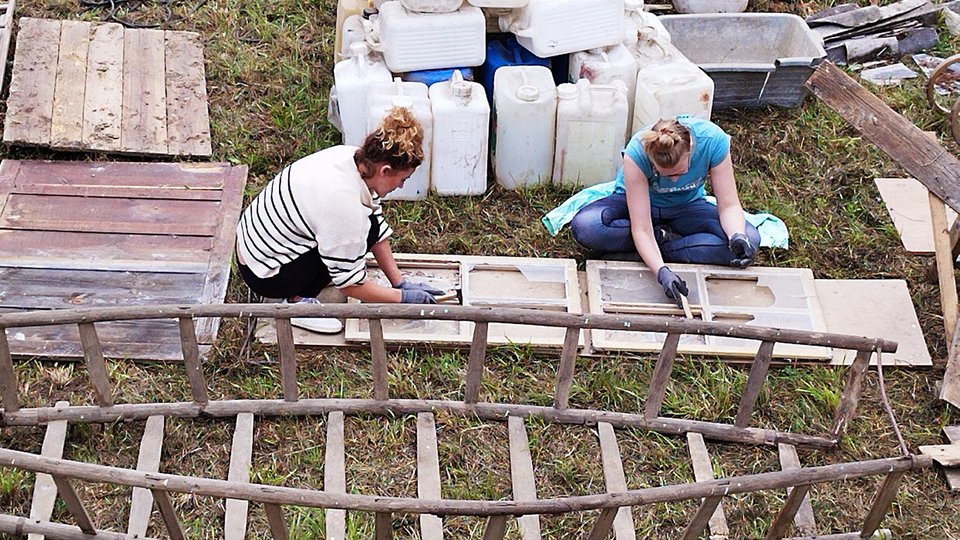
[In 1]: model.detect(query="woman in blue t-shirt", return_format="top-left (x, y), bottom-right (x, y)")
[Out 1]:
top-left (570, 116), bottom-right (760, 304)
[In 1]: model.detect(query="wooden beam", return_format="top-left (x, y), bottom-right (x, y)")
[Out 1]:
top-left (481, 515), bottom-right (508, 540)
top-left (734, 341), bottom-right (775, 428)
top-left (77, 322), bottom-right (113, 407)
top-left (417, 412), bottom-right (443, 539)
top-left (375, 512), bottom-right (393, 540)
top-left (274, 318), bottom-right (299, 402)
top-left (27, 401), bottom-right (69, 540)
top-left (264, 503), bottom-right (289, 540)
top-left (764, 484), bottom-right (811, 540)
top-left (508, 416), bottom-right (541, 539)
top-left (686, 433), bottom-right (729, 539)
top-left (369, 319), bottom-right (389, 400)
top-left (553, 327), bottom-right (581, 409)
top-left (679, 496), bottom-right (723, 540)
top-left (51, 476), bottom-right (96, 534)
top-left (860, 471), bottom-right (906, 537)
top-left (0, 330), bottom-right (18, 412)
top-left (941, 426), bottom-right (960, 491)
top-left (0, 513), bottom-right (157, 540)
top-left (585, 507), bottom-right (618, 540)
top-left (918, 444), bottom-right (960, 466)
top-left (325, 411), bottom-right (347, 539)
top-left (644, 333), bottom-right (681, 419)
top-left (806, 61), bottom-right (960, 214)
top-left (832, 349), bottom-right (872, 437)
top-left (178, 317), bottom-right (209, 405)
top-left (929, 192), bottom-right (959, 345)
top-left (128, 415), bottom-right (165, 538)
top-left (464, 321), bottom-right (488, 404)
top-left (777, 443), bottom-right (817, 536)
top-left (940, 318), bottom-right (960, 408)
top-left (151, 489), bottom-right (186, 540)
top-left (225, 413), bottom-right (254, 540)
top-left (597, 423), bottom-right (636, 540)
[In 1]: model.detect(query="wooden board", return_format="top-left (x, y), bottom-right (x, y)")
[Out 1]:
top-left (3, 18), bottom-right (211, 157)
top-left (943, 426), bottom-right (960, 492)
top-left (0, 160), bottom-right (246, 361)
top-left (27, 400), bottom-right (69, 540)
top-left (0, 0), bottom-right (16, 98)
top-left (127, 415), bottom-right (165, 538)
top-left (597, 423), bottom-right (636, 540)
top-left (325, 411), bottom-right (347, 540)
top-left (686, 433), bottom-right (729, 539)
top-left (777, 443), bottom-right (817, 536)
top-left (815, 279), bottom-right (931, 367)
top-left (875, 178), bottom-right (958, 254)
top-left (587, 261), bottom-right (831, 360)
top-left (416, 413), bottom-right (443, 540)
top-left (225, 413), bottom-right (254, 540)
top-left (507, 416), bottom-right (541, 540)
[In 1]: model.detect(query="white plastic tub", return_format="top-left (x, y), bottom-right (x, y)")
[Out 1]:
top-left (553, 79), bottom-right (629, 187)
top-left (632, 60), bottom-right (713, 133)
top-left (499, 0), bottom-right (625, 57)
top-left (492, 66), bottom-right (557, 189)
top-left (429, 71), bottom-right (490, 195)
top-left (375, 2), bottom-right (486, 72)
top-left (366, 80), bottom-right (433, 200)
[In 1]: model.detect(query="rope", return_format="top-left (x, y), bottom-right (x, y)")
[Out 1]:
top-left (78, 0), bottom-right (207, 28)
top-left (873, 343), bottom-right (910, 457)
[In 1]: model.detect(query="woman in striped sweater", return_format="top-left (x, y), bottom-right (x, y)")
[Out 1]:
top-left (235, 107), bottom-right (440, 333)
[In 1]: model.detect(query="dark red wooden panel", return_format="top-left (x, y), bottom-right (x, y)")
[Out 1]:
top-left (14, 161), bottom-right (230, 189)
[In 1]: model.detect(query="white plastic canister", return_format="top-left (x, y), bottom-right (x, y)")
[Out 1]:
top-left (428, 71), bottom-right (490, 196)
top-left (375, 2), bottom-right (485, 73)
top-left (499, 0), bottom-right (625, 57)
top-left (553, 79), bottom-right (629, 187)
top-left (632, 61), bottom-right (713, 134)
top-left (492, 66), bottom-right (557, 189)
top-left (366, 80), bottom-right (433, 200)
top-left (334, 42), bottom-right (393, 146)
top-left (468, 0), bottom-right (528, 6)
top-left (569, 44), bottom-right (637, 141)
top-left (400, 0), bottom-right (463, 12)
top-left (623, 0), bottom-right (670, 47)
top-left (334, 0), bottom-right (371, 62)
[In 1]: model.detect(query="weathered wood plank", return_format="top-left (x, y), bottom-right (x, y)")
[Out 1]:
top-left (13, 160), bottom-right (229, 189)
top-left (553, 326), bottom-right (581, 409)
top-left (464, 321), bottom-right (488, 404)
top-left (860, 471), bottom-right (905, 537)
top-left (586, 507), bottom-right (618, 540)
top-left (734, 341), bottom-right (775, 427)
top-left (644, 333), bottom-right (681, 419)
top-left (597, 423), bottom-right (636, 540)
top-left (27, 400), bottom-right (69, 540)
top-left (686, 432), bottom-right (729, 538)
top-left (78, 322), bottom-right (113, 406)
top-left (178, 318), bottom-right (209, 405)
top-left (4, 18), bottom-right (61, 145)
top-left (0, 330), bottom-right (17, 412)
top-left (375, 512), bottom-right (393, 540)
top-left (264, 503), bottom-right (289, 540)
top-left (369, 319), bottom-right (389, 400)
top-left (778, 443), bottom-right (817, 536)
top-left (930, 192), bottom-right (959, 346)
top-left (764, 485), bottom-right (811, 540)
top-left (10, 183), bottom-right (223, 201)
top-left (81, 22), bottom-right (124, 151)
top-left (918, 444), bottom-right (960, 466)
top-left (417, 412), bottom-right (443, 539)
top-left (121, 27), bottom-right (167, 154)
top-left (806, 61), bottom-right (960, 214)
top-left (942, 426), bottom-right (960, 491)
top-left (164, 31), bottom-right (211, 156)
top-left (325, 411), bottom-right (346, 540)
top-left (151, 489), bottom-right (186, 540)
top-left (0, 0), bottom-right (17, 89)
top-left (127, 415), bottom-right (165, 538)
top-left (832, 349), bottom-right (873, 437)
top-left (274, 318), bottom-right (298, 402)
top-left (482, 515), bottom-right (508, 540)
top-left (941, 313), bottom-right (960, 408)
top-left (508, 416), bottom-right (541, 540)
top-left (679, 496), bottom-right (723, 540)
top-left (49, 20), bottom-right (90, 148)
top-left (225, 412), bottom-right (254, 540)
top-left (51, 476), bottom-right (96, 534)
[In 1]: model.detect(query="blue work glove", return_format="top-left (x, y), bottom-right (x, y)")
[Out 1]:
top-left (729, 232), bottom-right (757, 268)
top-left (395, 278), bottom-right (445, 296)
top-left (400, 288), bottom-right (437, 304)
top-left (656, 266), bottom-right (689, 308)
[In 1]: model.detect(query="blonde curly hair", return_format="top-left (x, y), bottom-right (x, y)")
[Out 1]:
top-left (640, 119), bottom-right (691, 169)
top-left (355, 106), bottom-right (424, 177)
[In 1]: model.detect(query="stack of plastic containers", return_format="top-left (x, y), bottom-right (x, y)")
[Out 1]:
top-left (568, 44), bottom-right (637, 141)
top-left (498, 0), bottom-right (625, 57)
top-left (481, 35), bottom-right (550, 103)
top-left (366, 78), bottom-right (434, 200)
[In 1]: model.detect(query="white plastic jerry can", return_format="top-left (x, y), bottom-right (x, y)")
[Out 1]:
top-left (334, 0), bottom-right (371, 62)
top-left (553, 79), bottom-right (629, 187)
top-left (632, 61), bottom-right (713, 135)
top-left (623, 0), bottom-right (670, 47)
top-left (499, 0), bottom-right (625, 57)
top-left (367, 80), bottom-right (433, 200)
top-left (493, 66), bottom-right (557, 189)
top-left (568, 44), bottom-right (638, 141)
top-left (375, 2), bottom-right (486, 73)
top-left (333, 42), bottom-right (393, 146)
top-left (428, 71), bottom-right (490, 196)
top-left (400, 0), bottom-right (463, 12)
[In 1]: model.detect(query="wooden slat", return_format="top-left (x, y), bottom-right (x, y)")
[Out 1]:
top-left (918, 444), bottom-right (960, 466)
top-left (860, 471), bottom-right (905, 537)
top-left (931, 192), bottom-right (959, 343)
top-left (586, 507), bottom-right (618, 540)
top-left (51, 476), bottom-right (96, 534)
top-left (164, 31), bottom-right (211, 156)
top-left (81, 22), bottom-right (124, 151)
top-left (778, 443), bottom-right (817, 536)
top-left (375, 512), bottom-right (393, 540)
top-left (597, 423), bottom-right (636, 540)
top-left (369, 319), bottom-right (389, 400)
top-left (831, 349), bottom-right (873, 436)
top-left (942, 426), bottom-right (960, 491)
top-left (325, 411), bottom-right (346, 540)
top-left (225, 412), bottom-right (254, 540)
top-left (0, 330), bottom-right (17, 412)
top-left (644, 333), bottom-right (681, 419)
top-left (274, 318), bottom-right (298, 402)
top-left (178, 317), bottom-right (209, 405)
top-left (264, 503), bottom-right (289, 540)
top-left (151, 489), bottom-right (186, 540)
top-left (679, 496), bottom-right (723, 540)
top-left (121, 27), bottom-right (167, 154)
top-left (77, 322), bottom-right (113, 407)
top-left (553, 326), bottom-right (581, 409)
top-left (507, 416), bottom-right (541, 540)
top-left (416, 412), bottom-right (443, 539)
top-left (0, 267), bottom-right (205, 308)
top-left (127, 415), bottom-right (165, 538)
top-left (464, 321), bottom-right (488, 404)
top-left (686, 432), bottom-right (729, 537)
top-left (482, 515), bottom-right (508, 540)
top-left (734, 341), bottom-right (776, 427)
top-left (13, 160), bottom-right (229, 189)
top-left (941, 307), bottom-right (960, 408)
top-left (0, 0), bottom-right (16, 88)
top-left (12, 183), bottom-right (222, 200)
top-left (49, 20), bottom-right (90, 148)
top-left (4, 18), bottom-right (61, 145)
top-left (27, 401), bottom-right (69, 540)
top-left (764, 484), bottom-right (812, 540)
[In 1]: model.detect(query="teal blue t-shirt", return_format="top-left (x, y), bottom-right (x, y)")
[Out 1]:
top-left (614, 116), bottom-right (731, 208)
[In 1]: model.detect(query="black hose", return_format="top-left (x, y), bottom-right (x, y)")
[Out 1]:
top-left (77, 0), bottom-right (207, 29)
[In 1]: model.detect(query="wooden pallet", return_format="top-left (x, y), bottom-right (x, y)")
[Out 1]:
top-left (4, 18), bottom-right (212, 157)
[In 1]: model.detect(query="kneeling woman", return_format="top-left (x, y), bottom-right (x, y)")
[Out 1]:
top-left (235, 107), bottom-right (441, 333)
top-left (570, 116), bottom-right (759, 303)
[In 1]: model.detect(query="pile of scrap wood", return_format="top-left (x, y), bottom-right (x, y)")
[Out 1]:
top-left (808, 0), bottom-right (943, 64)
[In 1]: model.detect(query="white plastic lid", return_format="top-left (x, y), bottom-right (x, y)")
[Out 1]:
top-left (557, 83), bottom-right (577, 99)
top-left (452, 81), bottom-right (472, 98)
top-left (391, 96), bottom-right (414, 108)
top-left (517, 85), bottom-right (539, 102)
top-left (624, 0), bottom-right (644, 11)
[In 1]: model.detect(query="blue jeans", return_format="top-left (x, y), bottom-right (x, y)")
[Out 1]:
top-left (570, 193), bottom-right (761, 266)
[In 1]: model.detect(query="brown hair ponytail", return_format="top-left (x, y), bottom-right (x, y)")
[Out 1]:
top-left (354, 106), bottom-right (424, 178)
top-left (640, 119), bottom-right (691, 169)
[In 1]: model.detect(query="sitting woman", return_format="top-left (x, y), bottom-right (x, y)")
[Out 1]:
top-left (570, 116), bottom-right (760, 304)
top-left (235, 106), bottom-right (441, 333)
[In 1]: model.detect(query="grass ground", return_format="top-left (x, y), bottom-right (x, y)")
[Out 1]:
top-left (1, 0), bottom-right (960, 538)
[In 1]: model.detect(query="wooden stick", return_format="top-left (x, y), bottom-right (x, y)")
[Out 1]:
top-left (764, 484), bottom-right (811, 539)
top-left (0, 330), bottom-right (17, 412)
top-left (860, 471), bottom-right (906, 537)
top-left (77, 322), bottom-right (113, 407)
top-left (264, 503), bottom-right (289, 540)
top-left (274, 318), bottom-right (299, 402)
top-left (553, 327), bottom-right (581, 409)
top-left (680, 295), bottom-right (694, 320)
top-left (225, 413), bottom-right (254, 540)
top-left (679, 496), bottom-right (723, 540)
top-left (417, 413), bottom-right (443, 539)
top-left (929, 191), bottom-right (959, 343)
top-left (178, 317), bottom-right (209, 405)
top-left (128, 415), bottom-right (165, 538)
top-left (831, 349), bottom-right (873, 437)
top-left (325, 411), bottom-right (346, 539)
top-left (0, 513), bottom-right (155, 540)
top-left (52, 475), bottom-right (96, 534)
top-left (508, 416), bottom-right (541, 539)
top-left (369, 319), bottom-right (389, 401)
top-left (464, 321), bottom-right (489, 404)
top-left (151, 489), bottom-right (186, 540)
top-left (734, 341), bottom-right (776, 428)
top-left (28, 401), bottom-right (70, 540)
top-left (778, 443), bottom-right (817, 536)
top-left (598, 423), bottom-right (636, 540)
top-left (585, 507), bottom-right (618, 540)
top-left (644, 333), bottom-right (682, 419)
top-left (375, 512), bottom-right (393, 540)
top-left (940, 303), bottom-right (960, 408)
top-left (686, 433), bottom-right (729, 539)
top-left (481, 515), bottom-right (508, 540)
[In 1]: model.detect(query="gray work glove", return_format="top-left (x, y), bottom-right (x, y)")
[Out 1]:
top-left (400, 288), bottom-right (437, 304)
top-left (395, 278), bottom-right (445, 296)
top-left (728, 232), bottom-right (757, 268)
top-left (656, 266), bottom-right (689, 308)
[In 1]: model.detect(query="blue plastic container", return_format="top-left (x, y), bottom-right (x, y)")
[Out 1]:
top-left (480, 35), bottom-right (551, 103)
top-left (401, 67), bottom-right (476, 87)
